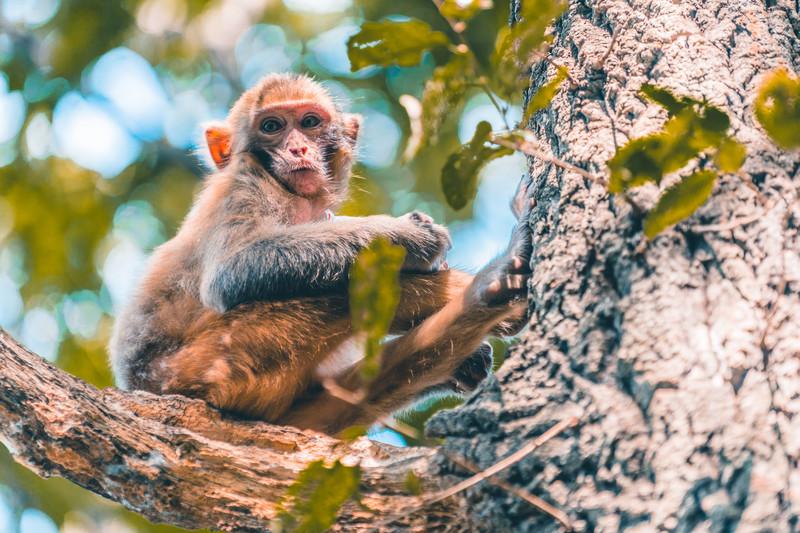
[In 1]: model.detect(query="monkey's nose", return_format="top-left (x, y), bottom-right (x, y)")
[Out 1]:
top-left (289, 146), bottom-right (308, 156)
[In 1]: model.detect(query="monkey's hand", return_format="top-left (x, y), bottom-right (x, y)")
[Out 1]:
top-left (396, 211), bottom-right (452, 273)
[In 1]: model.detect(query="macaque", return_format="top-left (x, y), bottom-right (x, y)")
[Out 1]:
top-left (109, 73), bottom-right (531, 435)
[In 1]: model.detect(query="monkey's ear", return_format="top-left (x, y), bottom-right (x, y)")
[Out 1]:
top-left (342, 113), bottom-right (362, 143)
top-left (204, 123), bottom-right (232, 169)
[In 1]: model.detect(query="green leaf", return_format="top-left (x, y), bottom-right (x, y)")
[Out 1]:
top-left (522, 66), bottom-right (569, 123)
top-left (754, 67), bottom-right (800, 149)
top-left (699, 106), bottom-right (730, 134)
top-left (277, 460), bottom-right (361, 533)
top-left (349, 237), bottom-right (406, 381)
top-left (347, 19), bottom-right (451, 72)
top-left (404, 471), bottom-right (423, 495)
top-left (639, 84), bottom-right (701, 116)
top-left (491, 0), bottom-right (567, 102)
top-left (487, 336), bottom-right (519, 372)
top-left (441, 121), bottom-right (514, 210)
top-left (394, 394), bottom-right (465, 445)
top-left (640, 84), bottom-right (686, 114)
top-left (643, 170), bottom-right (717, 239)
top-left (338, 425), bottom-right (368, 441)
top-left (608, 100), bottom-right (731, 193)
top-left (715, 137), bottom-right (747, 173)
top-left (439, 0), bottom-right (492, 21)
top-left (420, 51), bottom-right (474, 146)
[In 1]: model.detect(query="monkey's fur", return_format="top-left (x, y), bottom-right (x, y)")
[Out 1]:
top-left (110, 74), bottom-right (531, 434)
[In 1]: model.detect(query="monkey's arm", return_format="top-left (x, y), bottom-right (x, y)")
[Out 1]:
top-left (200, 213), bottom-right (450, 312)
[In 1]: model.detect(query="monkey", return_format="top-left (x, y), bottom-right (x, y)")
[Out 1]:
top-left (109, 73), bottom-right (532, 435)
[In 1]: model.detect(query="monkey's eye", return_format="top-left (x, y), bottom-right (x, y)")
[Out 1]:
top-left (300, 114), bottom-right (322, 129)
top-left (260, 118), bottom-right (284, 134)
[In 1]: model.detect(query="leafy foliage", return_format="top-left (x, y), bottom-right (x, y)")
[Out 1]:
top-left (441, 121), bottom-right (514, 209)
top-left (714, 137), bottom-right (747, 173)
top-left (394, 394), bottom-right (465, 445)
top-left (346, 0), bottom-right (568, 214)
top-left (522, 66), bottom-right (569, 123)
top-left (338, 425), bottom-right (369, 441)
top-left (404, 471), bottom-right (423, 495)
top-left (608, 85), bottom-right (748, 237)
top-left (608, 98), bottom-right (731, 193)
top-left (420, 51), bottom-right (475, 146)
top-left (349, 237), bottom-right (406, 380)
top-left (347, 19), bottom-right (450, 71)
top-left (643, 170), bottom-right (717, 238)
top-left (755, 67), bottom-right (800, 149)
top-left (439, 0), bottom-right (493, 21)
top-left (491, 0), bottom-right (567, 102)
top-left (276, 460), bottom-right (361, 533)
top-left (639, 84), bottom-right (701, 116)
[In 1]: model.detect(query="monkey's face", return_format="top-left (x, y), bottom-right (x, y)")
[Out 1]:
top-left (245, 101), bottom-right (335, 198)
top-left (205, 75), bottom-right (361, 204)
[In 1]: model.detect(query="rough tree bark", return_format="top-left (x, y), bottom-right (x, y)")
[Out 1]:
top-left (428, 0), bottom-right (800, 531)
top-left (0, 330), bottom-right (459, 531)
top-left (1, 0), bottom-right (799, 532)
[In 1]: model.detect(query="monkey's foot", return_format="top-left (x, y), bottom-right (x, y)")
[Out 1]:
top-left (447, 342), bottom-right (493, 393)
top-left (483, 255), bottom-right (531, 306)
top-left (479, 197), bottom-right (533, 306)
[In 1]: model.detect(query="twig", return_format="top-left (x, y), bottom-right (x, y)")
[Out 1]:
top-left (593, 24), bottom-right (621, 70)
top-left (378, 416), bottom-right (579, 529)
top-left (690, 211), bottom-right (763, 233)
top-left (479, 78), bottom-right (512, 130)
top-left (737, 171), bottom-right (770, 208)
top-left (425, 416), bottom-right (578, 507)
top-left (445, 452), bottom-right (573, 530)
top-left (492, 134), bottom-right (606, 186)
top-left (759, 197), bottom-right (792, 364)
top-left (531, 50), bottom-right (578, 86)
top-left (692, 173), bottom-right (779, 234)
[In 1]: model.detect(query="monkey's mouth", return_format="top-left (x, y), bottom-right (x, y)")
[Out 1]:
top-left (285, 166), bottom-right (325, 197)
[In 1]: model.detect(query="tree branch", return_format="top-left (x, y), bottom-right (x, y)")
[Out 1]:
top-left (0, 329), bottom-right (452, 532)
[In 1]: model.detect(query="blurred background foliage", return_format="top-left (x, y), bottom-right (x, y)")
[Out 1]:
top-left (0, 0), bottom-right (526, 531)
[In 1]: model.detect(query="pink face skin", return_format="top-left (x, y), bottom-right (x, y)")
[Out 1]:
top-left (251, 100), bottom-right (334, 198)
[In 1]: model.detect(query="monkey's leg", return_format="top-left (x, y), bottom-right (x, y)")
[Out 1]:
top-left (282, 212), bottom-right (533, 434)
top-left (376, 269), bottom-right (524, 402)
top-left (150, 271), bottom-right (483, 425)
top-left (150, 295), bottom-right (353, 422)
top-left (390, 269), bottom-right (472, 331)
top-left (392, 269), bottom-right (526, 335)
top-left (281, 293), bottom-right (527, 434)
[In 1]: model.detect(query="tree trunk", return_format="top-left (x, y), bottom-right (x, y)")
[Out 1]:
top-left (429, 0), bottom-right (800, 531)
top-left (1, 1), bottom-right (799, 531)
